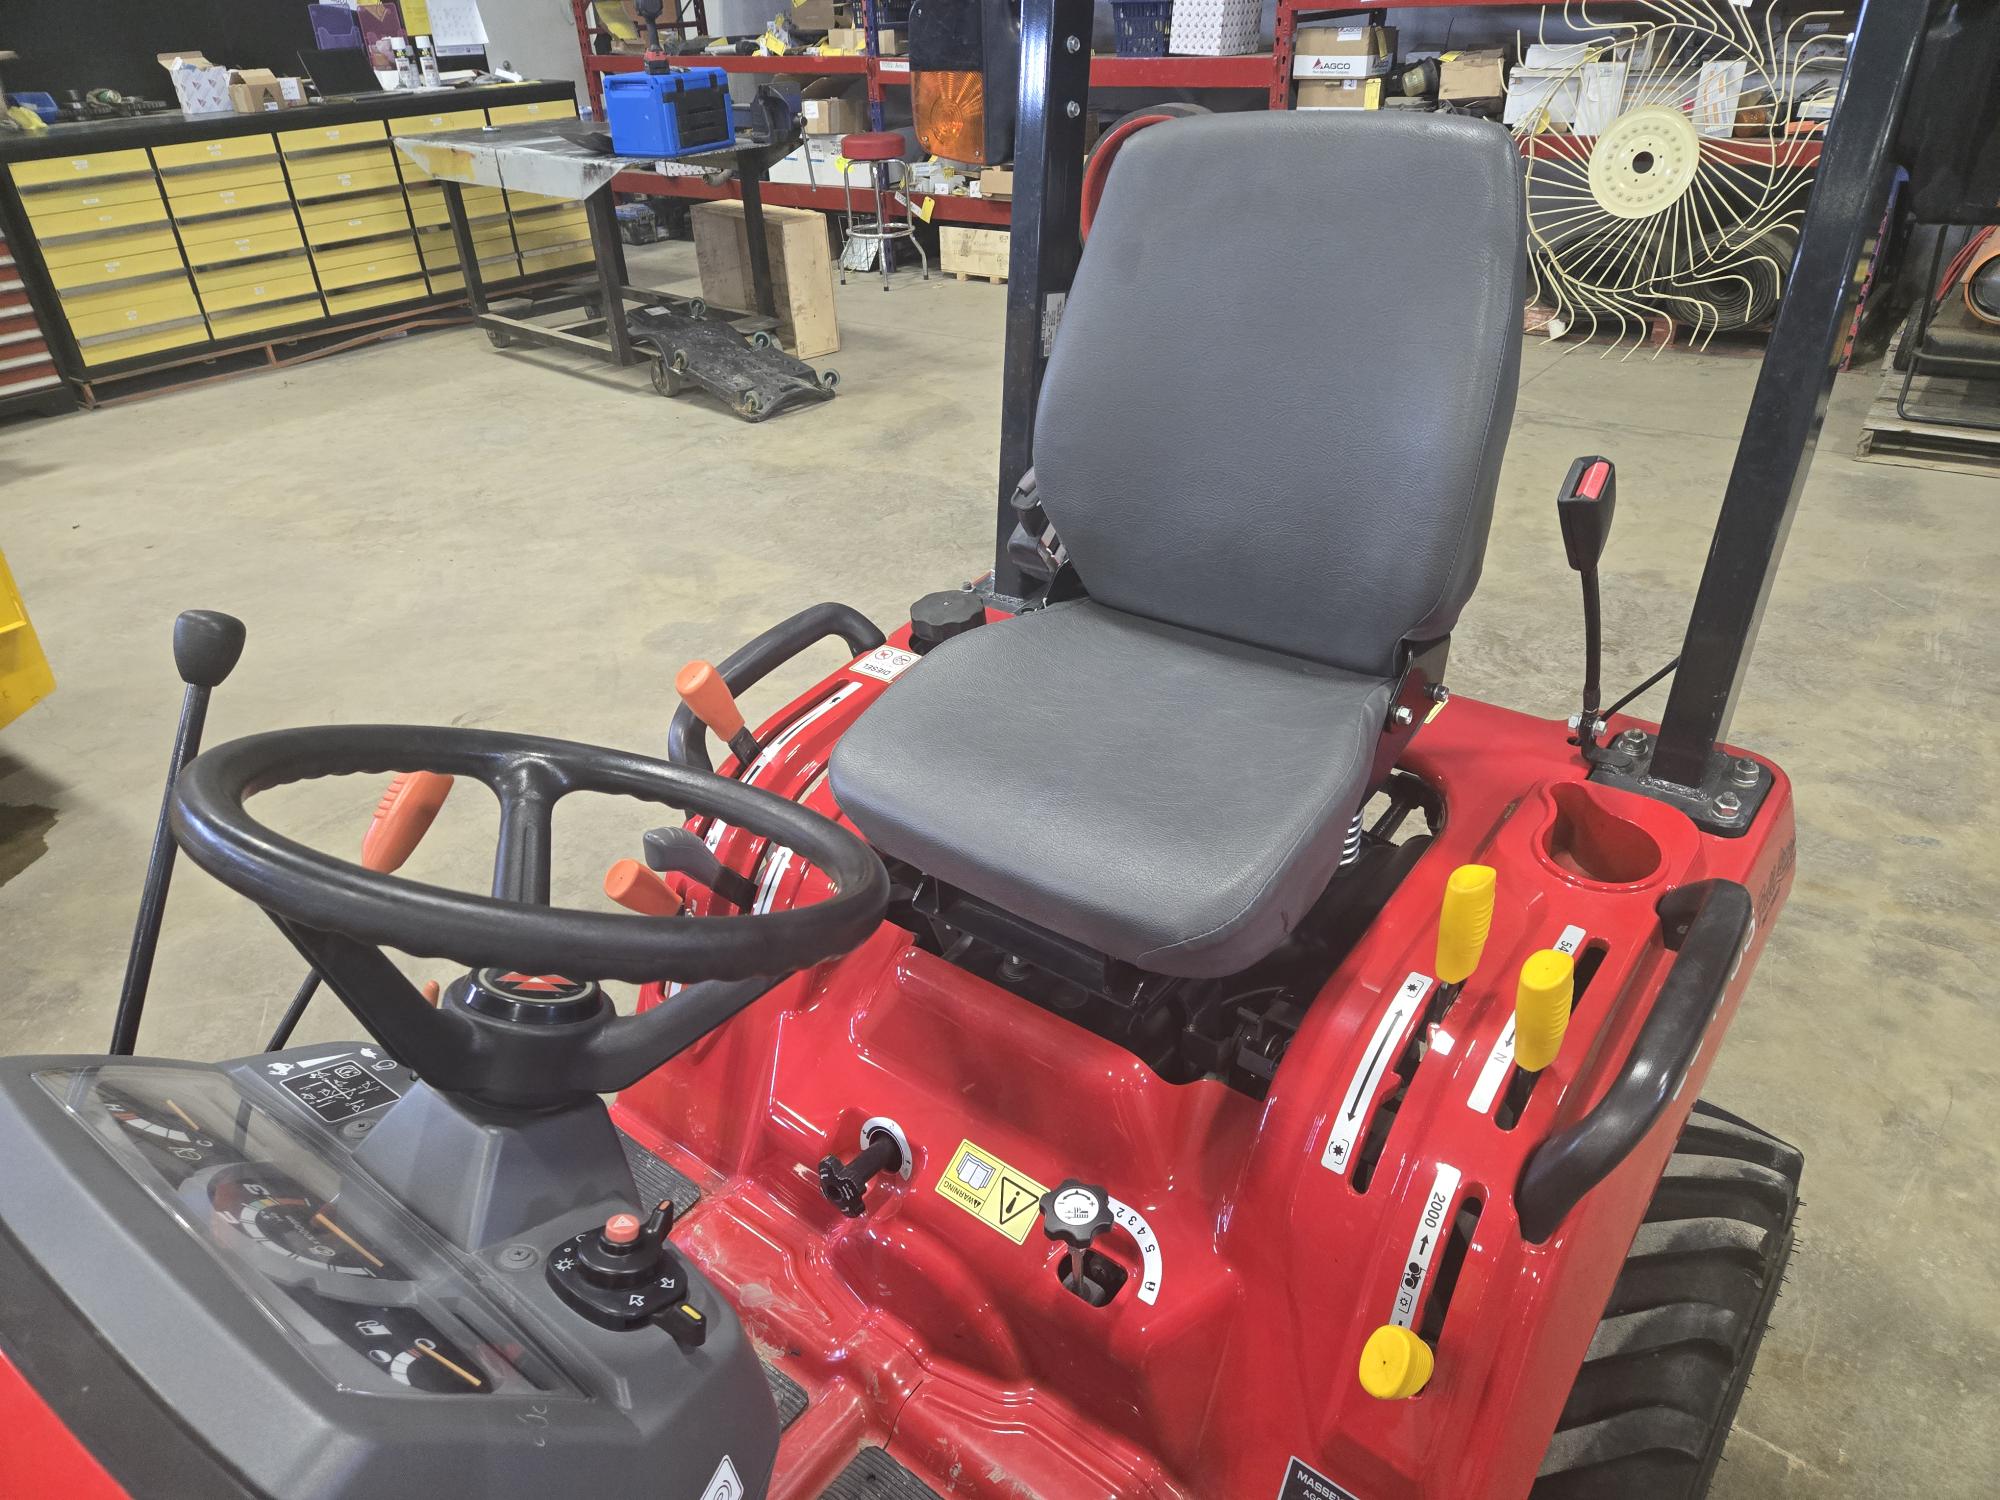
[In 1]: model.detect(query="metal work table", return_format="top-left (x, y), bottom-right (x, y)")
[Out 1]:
top-left (393, 120), bottom-right (796, 369)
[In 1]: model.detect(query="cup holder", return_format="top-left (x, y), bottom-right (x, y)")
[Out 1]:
top-left (1541, 782), bottom-right (1664, 887)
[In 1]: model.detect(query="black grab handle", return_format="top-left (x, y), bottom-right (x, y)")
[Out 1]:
top-left (668, 602), bottom-right (885, 773)
top-left (1515, 879), bottom-right (1755, 1243)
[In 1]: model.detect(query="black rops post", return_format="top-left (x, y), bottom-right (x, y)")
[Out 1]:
top-left (1619, 0), bottom-right (1936, 827)
top-left (108, 610), bottom-right (247, 1055)
top-left (991, 0), bottom-right (1093, 603)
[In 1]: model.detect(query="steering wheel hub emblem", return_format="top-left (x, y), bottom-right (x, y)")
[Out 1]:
top-left (467, 968), bottom-right (604, 1024)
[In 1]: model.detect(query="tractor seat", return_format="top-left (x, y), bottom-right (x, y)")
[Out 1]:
top-left (830, 112), bottom-right (1525, 980)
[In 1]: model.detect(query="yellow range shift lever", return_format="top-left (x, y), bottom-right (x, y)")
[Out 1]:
top-left (1428, 864), bottom-right (1496, 1028)
top-left (1513, 949), bottom-right (1575, 1074)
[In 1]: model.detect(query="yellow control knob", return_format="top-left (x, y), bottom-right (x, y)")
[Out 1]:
top-left (1359, 1324), bottom-right (1434, 1400)
top-left (1435, 865), bottom-right (1497, 985)
top-left (1513, 949), bottom-right (1575, 1073)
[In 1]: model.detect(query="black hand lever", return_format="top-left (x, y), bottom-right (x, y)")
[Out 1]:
top-left (1556, 457), bottom-right (1616, 755)
top-left (644, 825), bottom-right (760, 909)
top-left (109, 610), bottom-right (246, 1055)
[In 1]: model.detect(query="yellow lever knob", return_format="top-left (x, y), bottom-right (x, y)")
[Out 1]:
top-left (1435, 864), bottom-right (1497, 985)
top-left (1359, 1324), bottom-right (1434, 1400)
top-left (1513, 949), bottom-right (1575, 1073)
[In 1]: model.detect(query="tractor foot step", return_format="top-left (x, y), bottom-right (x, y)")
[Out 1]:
top-left (822, 1447), bottom-right (943, 1498)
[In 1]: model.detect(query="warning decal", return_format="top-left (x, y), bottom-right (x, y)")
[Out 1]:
top-left (1276, 1456), bottom-right (1361, 1500)
top-left (934, 1139), bottom-right (1048, 1245)
top-left (849, 646), bottom-right (919, 683)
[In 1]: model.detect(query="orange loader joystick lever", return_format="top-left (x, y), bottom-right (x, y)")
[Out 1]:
top-left (676, 660), bottom-right (762, 770)
top-left (263, 771), bottom-right (456, 1051)
top-left (604, 858), bottom-right (685, 918)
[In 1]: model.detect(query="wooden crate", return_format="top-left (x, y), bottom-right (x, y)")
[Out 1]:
top-left (690, 201), bottom-right (839, 359)
top-left (939, 225), bottom-right (1009, 284)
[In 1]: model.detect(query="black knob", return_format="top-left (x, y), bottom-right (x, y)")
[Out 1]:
top-left (817, 1129), bottom-right (905, 1218)
top-left (908, 590), bottom-right (985, 654)
top-left (172, 610), bottom-right (247, 689)
top-left (1040, 1180), bottom-right (1114, 1249)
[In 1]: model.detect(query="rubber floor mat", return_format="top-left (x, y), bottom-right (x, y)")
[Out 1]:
top-left (763, 1362), bottom-right (808, 1431)
top-left (618, 1130), bottom-right (702, 1217)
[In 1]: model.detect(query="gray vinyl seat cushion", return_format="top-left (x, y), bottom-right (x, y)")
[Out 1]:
top-left (829, 600), bottom-right (1395, 977)
top-left (829, 111), bottom-right (1524, 980)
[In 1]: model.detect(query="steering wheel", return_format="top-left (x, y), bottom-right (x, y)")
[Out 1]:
top-left (171, 724), bottom-right (888, 1108)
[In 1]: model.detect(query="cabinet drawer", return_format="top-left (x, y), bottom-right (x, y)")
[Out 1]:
top-left (315, 249), bottom-right (423, 290)
top-left (286, 143), bottom-right (395, 178)
top-left (278, 120), bottom-right (388, 152)
top-left (427, 269), bottom-right (465, 292)
top-left (521, 245), bottom-right (594, 276)
top-left (18, 176), bottom-right (163, 215)
top-left (195, 252), bottom-right (313, 293)
top-left (325, 276), bottom-right (429, 315)
top-left (198, 269), bottom-right (320, 312)
top-left (299, 190), bottom-right (409, 227)
top-left (506, 190), bottom-right (579, 214)
top-left (305, 211), bottom-right (415, 248)
top-left (208, 298), bottom-right (326, 340)
top-left (160, 159), bottom-right (287, 200)
top-left (514, 221), bottom-right (591, 254)
top-left (479, 253), bottom-right (525, 281)
top-left (168, 180), bottom-right (293, 220)
top-left (179, 205), bottom-right (301, 247)
top-left (312, 234), bottom-right (420, 271)
top-left (27, 193), bottom-right (170, 240)
top-left (66, 284), bottom-right (202, 339)
top-left (416, 229), bottom-right (461, 268)
top-left (184, 223), bottom-right (307, 266)
top-left (46, 246), bottom-right (189, 290)
top-left (60, 273), bottom-right (195, 318)
top-left (79, 319), bottom-right (209, 367)
top-left (291, 164), bottom-right (404, 202)
top-left (153, 135), bottom-right (278, 170)
top-left (486, 98), bottom-right (578, 126)
top-left (388, 109), bottom-right (487, 135)
top-left (13, 149), bottom-right (154, 186)
top-left (40, 223), bottom-right (181, 269)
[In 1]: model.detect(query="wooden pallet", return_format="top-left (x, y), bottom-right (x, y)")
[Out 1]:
top-left (951, 270), bottom-right (1006, 285)
top-left (1856, 327), bottom-right (2000, 475)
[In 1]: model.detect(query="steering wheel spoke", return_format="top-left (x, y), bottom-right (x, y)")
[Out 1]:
top-left (490, 757), bottom-right (566, 904)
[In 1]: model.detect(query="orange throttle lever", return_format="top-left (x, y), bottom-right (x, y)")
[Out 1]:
top-left (675, 660), bottom-right (761, 770)
top-left (361, 771), bottom-right (455, 874)
top-left (604, 859), bottom-right (684, 917)
top-left (263, 771), bottom-right (456, 1053)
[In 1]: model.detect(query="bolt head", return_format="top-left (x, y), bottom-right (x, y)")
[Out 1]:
top-left (1714, 791), bottom-right (1743, 817)
top-left (1732, 756), bottom-right (1760, 786)
top-left (1066, 99), bottom-right (1082, 118)
top-left (1616, 727), bottom-right (1649, 750)
top-left (1392, 705), bottom-right (1415, 728)
top-left (1428, 683), bottom-right (1450, 706)
top-left (1065, 33), bottom-right (1082, 51)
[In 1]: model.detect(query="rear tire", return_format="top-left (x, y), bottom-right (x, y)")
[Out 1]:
top-left (1531, 1101), bottom-right (1803, 1500)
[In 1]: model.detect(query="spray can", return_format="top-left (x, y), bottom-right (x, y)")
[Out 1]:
top-left (415, 35), bottom-right (443, 88)
top-left (390, 37), bottom-right (420, 90)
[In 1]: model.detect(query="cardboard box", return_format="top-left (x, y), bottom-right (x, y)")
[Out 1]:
top-left (228, 68), bottom-right (306, 113)
top-left (1439, 48), bottom-right (1508, 103)
top-left (1167, 0), bottom-right (1261, 57)
top-left (691, 200), bottom-right (839, 358)
top-left (823, 27), bottom-right (900, 54)
top-left (158, 52), bottom-right (233, 115)
top-left (800, 77), bottom-right (868, 136)
top-left (976, 166), bottom-right (1013, 199)
top-left (1296, 78), bottom-right (1382, 109)
top-left (1293, 25), bottom-right (1395, 80)
top-left (789, 0), bottom-right (846, 31)
top-left (940, 224), bottom-right (1009, 281)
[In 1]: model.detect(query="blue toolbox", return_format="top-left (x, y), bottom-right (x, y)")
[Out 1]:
top-left (604, 65), bottom-right (736, 157)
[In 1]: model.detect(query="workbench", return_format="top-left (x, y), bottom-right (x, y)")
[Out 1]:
top-left (0, 82), bottom-right (582, 400)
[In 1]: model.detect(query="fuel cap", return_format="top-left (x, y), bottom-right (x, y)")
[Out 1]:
top-left (909, 590), bottom-right (985, 654)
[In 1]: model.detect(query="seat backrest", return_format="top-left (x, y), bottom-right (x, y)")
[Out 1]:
top-left (1033, 112), bottom-right (1525, 679)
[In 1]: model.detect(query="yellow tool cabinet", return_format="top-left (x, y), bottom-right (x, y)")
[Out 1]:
top-left (0, 85), bottom-right (583, 384)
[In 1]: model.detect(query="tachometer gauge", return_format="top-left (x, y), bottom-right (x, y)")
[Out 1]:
top-left (209, 1166), bottom-right (387, 1277)
top-left (96, 1086), bottom-right (237, 1181)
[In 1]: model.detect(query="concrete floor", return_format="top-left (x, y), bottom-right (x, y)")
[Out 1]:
top-left (2, 240), bottom-right (1995, 1496)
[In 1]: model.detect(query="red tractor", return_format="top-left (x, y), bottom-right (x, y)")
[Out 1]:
top-left (1, 1), bottom-right (1992, 1497)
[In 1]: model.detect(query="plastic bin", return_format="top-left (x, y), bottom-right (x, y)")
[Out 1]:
top-left (1111, 0), bottom-right (1172, 57)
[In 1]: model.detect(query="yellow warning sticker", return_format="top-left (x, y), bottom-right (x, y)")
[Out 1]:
top-left (934, 1138), bottom-right (1048, 1244)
